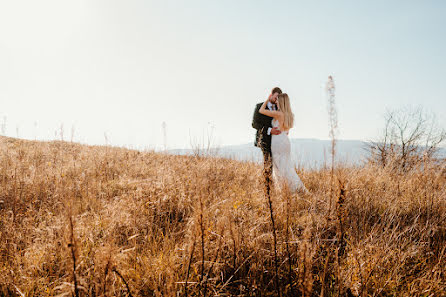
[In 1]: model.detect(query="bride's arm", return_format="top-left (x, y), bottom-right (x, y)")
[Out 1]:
top-left (259, 99), bottom-right (282, 119)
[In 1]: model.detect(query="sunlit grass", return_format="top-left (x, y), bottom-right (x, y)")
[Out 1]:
top-left (0, 135), bottom-right (445, 296)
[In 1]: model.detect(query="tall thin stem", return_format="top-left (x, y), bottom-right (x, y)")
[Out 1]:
top-left (266, 189), bottom-right (280, 296)
top-left (326, 75), bottom-right (338, 216)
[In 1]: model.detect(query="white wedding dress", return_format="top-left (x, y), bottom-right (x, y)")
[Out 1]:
top-left (271, 119), bottom-right (308, 193)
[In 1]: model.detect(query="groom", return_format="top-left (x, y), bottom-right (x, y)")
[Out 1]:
top-left (252, 87), bottom-right (282, 196)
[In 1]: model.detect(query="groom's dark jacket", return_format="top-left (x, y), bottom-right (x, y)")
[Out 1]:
top-left (252, 102), bottom-right (274, 153)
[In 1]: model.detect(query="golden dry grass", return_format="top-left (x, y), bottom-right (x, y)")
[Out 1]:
top-left (0, 135), bottom-right (445, 296)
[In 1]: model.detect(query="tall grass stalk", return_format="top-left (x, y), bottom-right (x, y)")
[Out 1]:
top-left (265, 182), bottom-right (280, 296)
top-left (326, 75), bottom-right (338, 215)
top-left (68, 216), bottom-right (79, 297)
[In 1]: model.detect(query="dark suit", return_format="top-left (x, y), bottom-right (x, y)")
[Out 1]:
top-left (252, 102), bottom-right (275, 196)
top-left (252, 102), bottom-right (274, 152)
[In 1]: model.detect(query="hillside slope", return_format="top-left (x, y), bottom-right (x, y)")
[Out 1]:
top-left (0, 136), bottom-right (445, 296)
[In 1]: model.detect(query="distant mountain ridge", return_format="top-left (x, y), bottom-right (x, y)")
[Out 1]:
top-left (168, 138), bottom-right (446, 168)
top-left (169, 138), bottom-right (370, 168)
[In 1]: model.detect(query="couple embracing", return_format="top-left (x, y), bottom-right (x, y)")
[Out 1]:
top-left (252, 87), bottom-right (308, 195)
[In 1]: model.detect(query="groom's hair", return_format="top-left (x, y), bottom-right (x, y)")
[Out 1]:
top-left (271, 87), bottom-right (282, 94)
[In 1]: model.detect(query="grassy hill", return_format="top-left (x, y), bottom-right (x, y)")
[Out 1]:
top-left (0, 136), bottom-right (445, 296)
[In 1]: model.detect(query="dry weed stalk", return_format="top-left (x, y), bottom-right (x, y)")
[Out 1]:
top-left (68, 215), bottom-right (79, 297)
top-left (198, 191), bottom-right (206, 296)
top-left (336, 179), bottom-right (347, 259)
top-left (283, 187), bottom-right (295, 295)
top-left (265, 179), bottom-right (280, 296)
top-left (113, 267), bottom-right (134, 297)
top-left (184, 238), bottom-right (196, 297)
top-left (298, 227), bottom-right (314, 296)
top-left (326, 75), bottom-right (338, 216)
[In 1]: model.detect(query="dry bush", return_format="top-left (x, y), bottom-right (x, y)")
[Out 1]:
top-left (368, 107), bottom-right (446, 171)
top-left (0, 135), bottom-right (445, 296)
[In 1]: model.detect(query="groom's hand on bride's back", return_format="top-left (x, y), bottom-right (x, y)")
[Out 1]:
top-left (271, 127), bottom-right (281, 135)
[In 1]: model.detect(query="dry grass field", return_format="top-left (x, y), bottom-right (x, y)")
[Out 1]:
top-left (0, 135), bottom-right (445, 296)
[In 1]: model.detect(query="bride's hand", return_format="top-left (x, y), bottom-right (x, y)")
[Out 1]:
top-left (271, 127), bottom-right (281, 135)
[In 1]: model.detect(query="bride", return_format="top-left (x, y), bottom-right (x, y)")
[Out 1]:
top-left (259, 93), bottom-right (308, 193)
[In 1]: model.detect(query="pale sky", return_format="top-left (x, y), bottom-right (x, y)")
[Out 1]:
top-left (1, 0), bottom-right (445, 150)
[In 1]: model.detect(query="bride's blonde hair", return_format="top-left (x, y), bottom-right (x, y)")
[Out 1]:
top-left (277, 93), bottom-right (294, 130)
